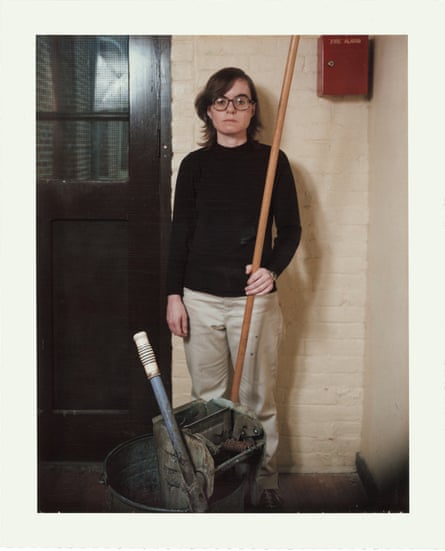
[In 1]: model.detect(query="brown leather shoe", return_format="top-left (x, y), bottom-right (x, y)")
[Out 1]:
top-left (257, 489), bottom-right (283, 511)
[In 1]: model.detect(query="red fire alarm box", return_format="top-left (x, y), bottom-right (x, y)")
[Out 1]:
top-left (317, 35), bottom-right (369, 96)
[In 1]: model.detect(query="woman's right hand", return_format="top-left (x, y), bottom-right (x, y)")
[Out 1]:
top-left (166, 294), bottom-right (189, 337)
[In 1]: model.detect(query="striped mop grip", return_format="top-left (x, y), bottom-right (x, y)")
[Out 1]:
top-left (133, 331), bottom-right (161, 380)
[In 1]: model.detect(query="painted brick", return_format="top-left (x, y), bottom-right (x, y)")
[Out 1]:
top-left (303, 321), bottom-right (366, 338)
top-left (316, 272), bottom-right (366, 292)
top-left (302, 338), bottom-right (365, 357)
top-left (171, 40), bottom-right (193, 62)
top-left (314, 306), bottom-right (366, 324)
top-left (276, 353), bottom-right (363, 377)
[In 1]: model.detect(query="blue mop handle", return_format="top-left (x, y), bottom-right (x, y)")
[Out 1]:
top-left (133, 331), bottom-right (208, 512)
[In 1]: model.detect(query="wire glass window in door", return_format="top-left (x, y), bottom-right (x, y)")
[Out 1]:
top-left (37, 36), bottom-right (129, 181)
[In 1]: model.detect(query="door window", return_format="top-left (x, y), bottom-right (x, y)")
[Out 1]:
top-left (37, 36), bottom-right (129, 181)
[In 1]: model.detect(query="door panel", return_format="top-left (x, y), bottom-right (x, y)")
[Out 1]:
top-left (37, 36), bottom-right (171, 462)
top-left (52, 219), bottom-right (129, 410)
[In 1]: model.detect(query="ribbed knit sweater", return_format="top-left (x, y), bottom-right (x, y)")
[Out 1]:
top-left (167, 140), bottom-right (301, 297)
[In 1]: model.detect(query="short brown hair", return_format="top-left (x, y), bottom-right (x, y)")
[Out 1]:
top-left (194, 67), bottom-right (262, 148)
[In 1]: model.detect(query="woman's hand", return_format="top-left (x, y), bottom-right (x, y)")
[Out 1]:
top-left (245, 265), bottom-right (276, 296)
top-left (167, 294), bottom-right (189, 337)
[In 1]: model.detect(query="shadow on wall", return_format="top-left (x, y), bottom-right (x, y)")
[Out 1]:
top-left (277, 162), bottom-right (324, 469)
top-left (256, 86), bottom-right (276, 147)
top-left (256, 85), bottom-right (324, 471)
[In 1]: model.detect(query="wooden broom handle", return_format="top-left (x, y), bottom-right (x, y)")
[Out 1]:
top-left (231, 35), bottom-right (300, 403)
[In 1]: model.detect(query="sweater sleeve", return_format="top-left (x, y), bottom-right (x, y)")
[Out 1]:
top-left (166, 154), bottom-right (197, 296)
top-left (266, 150), bottom-right (302, 276)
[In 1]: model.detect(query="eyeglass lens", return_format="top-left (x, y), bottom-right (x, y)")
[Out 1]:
top-left (212, 95), bottom-right (252, 111)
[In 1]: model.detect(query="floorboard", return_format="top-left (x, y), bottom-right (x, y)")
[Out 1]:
top-left (37, 462), bottom-right (403, 514)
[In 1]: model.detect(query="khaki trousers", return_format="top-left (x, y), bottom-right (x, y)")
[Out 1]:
top-left (183, 287), bottom-right (283, 494)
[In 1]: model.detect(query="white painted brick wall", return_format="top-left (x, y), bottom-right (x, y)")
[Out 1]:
top-left (170, 36), bottom-right (369, 473)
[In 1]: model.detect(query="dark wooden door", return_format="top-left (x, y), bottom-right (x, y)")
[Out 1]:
top-left (37, 35), bottom-right (171, 461)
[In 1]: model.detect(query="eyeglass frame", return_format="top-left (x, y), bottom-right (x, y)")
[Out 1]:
top-left (210, 94), bottom-right (256, 111)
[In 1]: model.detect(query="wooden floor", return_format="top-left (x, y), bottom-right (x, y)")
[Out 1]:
top-left (38, 462), bottom-right (407, 513)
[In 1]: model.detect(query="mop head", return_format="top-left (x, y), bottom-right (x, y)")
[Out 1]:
top-left (152, 398), bottom-right (264, 510)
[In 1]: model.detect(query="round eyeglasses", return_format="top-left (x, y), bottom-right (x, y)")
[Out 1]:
top-left (211, 94), bottom-right (255, 111)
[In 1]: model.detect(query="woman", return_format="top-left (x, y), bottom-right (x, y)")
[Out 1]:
top-left (166, 67), bottom-right (301, 510)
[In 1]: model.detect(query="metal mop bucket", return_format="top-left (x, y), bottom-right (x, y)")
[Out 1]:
top-left (110, 331), bottom-right (265, 513)
top-left (104, 397), bottom-right (264, 513)
top-left (104, 432), bottom-right (249, 513)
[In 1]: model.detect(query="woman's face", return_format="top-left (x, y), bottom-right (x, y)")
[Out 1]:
top-left (207, 78), bottom-right (256, 146)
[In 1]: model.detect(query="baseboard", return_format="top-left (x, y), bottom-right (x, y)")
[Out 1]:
top-left (355, 452), bottom-right (379, 499)
top-left (355, 452), bottom-right (409, 512)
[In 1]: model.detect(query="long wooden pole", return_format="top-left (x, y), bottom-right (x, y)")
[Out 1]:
top-left (231, 35), bottom-right (300, 403)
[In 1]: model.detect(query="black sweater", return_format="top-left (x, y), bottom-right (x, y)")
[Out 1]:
top-left (167, 140), bottom-right (301, 297)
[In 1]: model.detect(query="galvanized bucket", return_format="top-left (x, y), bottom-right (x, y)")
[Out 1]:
top-left (104, 433), bottom-right (248, 513)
